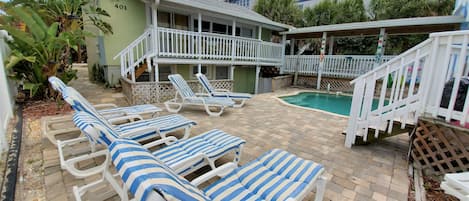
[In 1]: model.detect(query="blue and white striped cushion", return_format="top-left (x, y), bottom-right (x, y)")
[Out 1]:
top-left (73, 112), bottom-right (197, 146)
top-left (197, 73), bottom-right (251, 100)
top-left (48, 76), bottom-right (68, 93)
top-left (72, 112), bottom-right (119, 145)
top-left (98, 104), bottom-right (161, 117)
top-left (63, 87), bottom-right (161, 118)
top-left (168, 74), bottom-right (196, 98)
top-left (154, 129), bottom-right (246, 169)
top-left (114, 114), bottom-right (197, 141)
top-left (196, 73), bottom-right (216, 94)
top-left (109, 139), bottom-right (211, 201)
top-left (204, 149), bottom-right (325, 201)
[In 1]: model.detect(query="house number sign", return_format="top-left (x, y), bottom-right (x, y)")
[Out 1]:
top-left (112, 0), bottom-right (127, 11)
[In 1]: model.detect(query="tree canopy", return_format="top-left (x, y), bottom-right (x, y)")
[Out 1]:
top-left (254, 0), bottom-right (303, 26)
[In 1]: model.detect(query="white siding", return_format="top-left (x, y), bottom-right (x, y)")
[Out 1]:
top-left (0, 31), bottom-right (14, 152)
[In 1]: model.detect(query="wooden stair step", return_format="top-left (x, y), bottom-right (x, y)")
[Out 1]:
top-left (354, 121), bottom-right (415, 145)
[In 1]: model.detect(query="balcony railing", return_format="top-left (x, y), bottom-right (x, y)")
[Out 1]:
top-left (157, 27), bottom-right (283, 64)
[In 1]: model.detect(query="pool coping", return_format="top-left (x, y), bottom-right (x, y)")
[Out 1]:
top-left (273, 90), bottom-right (350, 119)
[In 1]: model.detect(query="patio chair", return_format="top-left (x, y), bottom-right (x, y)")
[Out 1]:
top-left (69, 111), bottom-right (245, 201)
top-left (196, 73), bottom-right (252, 107)
top-left (44, 76), bottom-right (162, 146)
top-left (441, 172), bottom-right (469, 201)
top-left (165, 74), bottom-right (235, 117)
top-left (109, 138), bottom-right (327, 201)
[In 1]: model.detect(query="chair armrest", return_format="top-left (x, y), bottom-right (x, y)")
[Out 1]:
top-left (214, 89), bottom-right (230, 92)
top-left (93, 103), bottom-right (118, 110)
top-left (190, 162), bottom-right (237, 187)
top-left (171, 153), bottom-right (210, 175)
top-left (195, 93), bottom-right (210, 97)
top-left (143, 136), bottom-right (178, 149)
top-left (107, 114), bottom-right (143, 125)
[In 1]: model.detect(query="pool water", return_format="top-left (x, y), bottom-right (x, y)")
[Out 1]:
top-left (281, 92), bottom-right (382, 116)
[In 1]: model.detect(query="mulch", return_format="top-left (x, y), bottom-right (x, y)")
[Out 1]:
top-left (423, 176), bottom-right (459, 201)
top-left (22, 100), bottom-right (73, 120)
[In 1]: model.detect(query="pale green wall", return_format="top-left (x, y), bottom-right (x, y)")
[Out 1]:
top-left (177, 65), bottom-right (191, 80)
top-left (234, 67), bottom-right (256, 94)
top-left (101, 0), bottom-right (147, 66)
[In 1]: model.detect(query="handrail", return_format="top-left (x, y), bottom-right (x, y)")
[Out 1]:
top-left (345, 30), bottom-right (469, 148)
top-left (113, 28), bottom-right (153, 60)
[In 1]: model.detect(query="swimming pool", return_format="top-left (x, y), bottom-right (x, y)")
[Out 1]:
top-left (280, 92), bottom-right (382, 116)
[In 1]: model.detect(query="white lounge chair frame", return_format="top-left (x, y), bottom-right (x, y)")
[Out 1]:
top-left (196, 73), bottom-right (252, 108)
top-left (441, 172), bottom-right (469, 201)
top-left (165, 74), bottom-right (234, 117)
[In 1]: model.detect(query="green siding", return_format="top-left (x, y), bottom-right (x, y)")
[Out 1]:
top-left (176, 65), bottom-right (191, 80)
top-left (234, 67), bottom-right (255, 94)
top-left (261, 28), bottom-right (272, 42)
top-left (101, 0), bottom-right (147, 66)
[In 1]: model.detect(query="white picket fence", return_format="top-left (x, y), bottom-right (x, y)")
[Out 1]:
top-left (284, 55), bottom-right (395, 78)
top-left (345, 30), bottom-right (469, 148)
top-left (0, 30), bottom-right (14, 152)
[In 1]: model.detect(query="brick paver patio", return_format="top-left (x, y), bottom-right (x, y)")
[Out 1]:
top-left (30, 66), bottom-right (409, 201)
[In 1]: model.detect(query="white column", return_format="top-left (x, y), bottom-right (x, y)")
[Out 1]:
top-left (280, 34), bottom-right (286, 74)
top-left (230, 66), bottom-right (235, 80)
top-left (152, 6), bottom-right (159, 81)
top-left (328, 36), bottom-right (334, 55)
top-left (317, 32), bottom-right (327, 90)
top-left (198, 12), bottom-right (202, 73)
top-left (290, 39), bottom-right (295, 55)
top-left (255, 66), bottom-right (261, 94)
top-left (231, 20), bottom-right (236, 64)
top-left (374, 28), bottom-right (386, 68)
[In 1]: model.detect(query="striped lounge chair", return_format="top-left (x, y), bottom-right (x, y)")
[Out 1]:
top-left (165, 74), bottom-right (235, 117)
top-left (110, 138), bottom-right (326, 201)
top-left (71, 111), bottom-right (246, 201)
top-left (197, 73), bottom-right (252, 107)
top-left (44, 76), bottom-right (162, 146)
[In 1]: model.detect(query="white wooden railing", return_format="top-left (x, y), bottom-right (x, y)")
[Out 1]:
top-left (157, 27), bottom-right (283, 64)
top-left (284, 55), bottom-right (395, 78)
top-left (345, 30), bottom-right (469, 148)
top-left (0, 30), bottom-right (14, 152)
top-left (115, 27), bottom-right (284, 81)
top-left (114, 28), bottom-right (153, 81)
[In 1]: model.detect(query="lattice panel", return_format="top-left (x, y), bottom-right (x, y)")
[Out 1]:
top-left (210, 80), bottom-right (233, 91)
top-left (297, 76), bottom-right (317, 87)
top-left (121, 79), bottom-right (235, 104)
top-left (411, 119), bottom-right (469, 175)
top-left (319, 79), bottom-right (353, 92)
top-left (157, 82), bottom-right (175, 103)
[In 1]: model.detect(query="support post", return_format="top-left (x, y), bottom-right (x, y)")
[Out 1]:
top-left (317, 32), bottom-right (327, 90)
top-left (231, 20), bottom-right (236, 65)
top-left (198, 13), bottom-right (202, 74)
top-left (280, 34), bottom-right (286, 75)
top-left (257, 26), bottom-right (262, 64)
top-left (328, 36), bottom-right (334, 55)
top-left (152, 6), bottom-right (159, 81)
top-left (291, 38), bottom-right (299, 85)
top-left (255, 65), bottom-right (260, 94)
top-left (374, 28), bottom-right (386, 68)
top-left (230, 66), bottom-right (235, 80)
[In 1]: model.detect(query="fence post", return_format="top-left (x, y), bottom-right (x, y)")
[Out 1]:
top-left (317, 32), bottom-right (327, 90)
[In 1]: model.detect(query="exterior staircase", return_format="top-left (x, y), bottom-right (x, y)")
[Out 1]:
top-left (345, 30), bottom-right (469, 148)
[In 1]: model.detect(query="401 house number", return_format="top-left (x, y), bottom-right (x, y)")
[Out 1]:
top-left (115, 3), bottom-right (127, 11)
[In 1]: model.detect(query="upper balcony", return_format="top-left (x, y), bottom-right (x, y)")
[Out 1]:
top-left (155, 27), bottom-right (283, 66)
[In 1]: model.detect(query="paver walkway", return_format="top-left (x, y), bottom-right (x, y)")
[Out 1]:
top-left (36, 66), bottom-right (409, 201)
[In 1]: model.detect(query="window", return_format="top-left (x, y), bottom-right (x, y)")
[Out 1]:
top-left (193, 20), bottom-right (210, 32)
top-left (212, 23), bottom-right (227, 34)
top-left (158, 11), bottom-right (171, 28)
top-left (191, 66), bottom-right (210, 79)
top-left (174, 14), bottom-right (189, 30)
top-left (159, 65), bottom-right (172, 81)
top-left (216, 66), bottom-right (229, 79)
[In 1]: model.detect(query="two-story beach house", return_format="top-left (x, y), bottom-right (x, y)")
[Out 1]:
top-left (85, 0), bottom-right (290, 104)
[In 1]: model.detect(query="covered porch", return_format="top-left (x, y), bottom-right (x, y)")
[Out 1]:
top-left (280, 16), bottom-right (464, 91)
